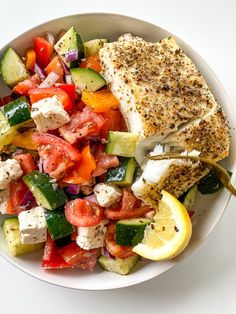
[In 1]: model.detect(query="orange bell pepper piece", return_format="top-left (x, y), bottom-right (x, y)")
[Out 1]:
top-left (81, 89), bottom-right (120, 113)
top-left (25, 48), bottom-right (36, 71)
top-left (80, 54), bottom-right (102, 72)
top-left (63, 145), bottom-right (96, 184)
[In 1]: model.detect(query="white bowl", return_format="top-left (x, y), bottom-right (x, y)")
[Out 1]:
top-left (0, 13), bottom-right (235, 290)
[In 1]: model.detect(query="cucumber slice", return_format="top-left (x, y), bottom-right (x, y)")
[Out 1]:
top-left (179, 184), bottom-right (198, 210)
top-left (54, 26), bottom-right (84, 67)
top-left (45, 208), bottom-right (74, 240)
top-left (105, 157), bottom-right (136, 186)
top-left (71, 68), bottom-right (106, 94)
top-left (0, 47), bottom-right (29, 87)
top-left (0, 111), bottom-right (18, 150)
top-left (83, 39), bottom-right (108, 57)
top-left (116, 218), bottom-right (151, 246)
top-left (3, 96), bottom-right (31, 127)
top-left (2, 217), bottom-right (44, 256)
top-left (105, 131), bottom-right (138, 157)
top-left (23, 171), bottom-right (67, 210)
top-left (98, 255), bottom-right (139, 275)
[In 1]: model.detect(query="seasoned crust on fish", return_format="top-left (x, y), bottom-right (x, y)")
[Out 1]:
top-left (132, 159), bottom-right (208, 209)
top-left (163, 107), bottom-right (230, 162)
top-left (100, 35), bottom-right (220, 141)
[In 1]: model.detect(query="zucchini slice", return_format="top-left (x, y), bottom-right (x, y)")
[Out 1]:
top-left (2, 217), bottom-right (43, 256)
top-left (45, 208), bottom-right (74, 240)
top-left (105, 157), bottom-right (136, 186)
top-left (23, 171), bottom-right (67, 210)
top-left (116, 218), bottom-right (151, 246)
top-left (105, 131), bottom-right (138, 157)
top-left (0, 47), bottom-right (29, 87)
top-left (98, 255), bottom-right (139, 275)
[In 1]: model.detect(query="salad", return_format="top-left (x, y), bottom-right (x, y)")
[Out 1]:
top-left (0, 27), bottom-right (230, 275)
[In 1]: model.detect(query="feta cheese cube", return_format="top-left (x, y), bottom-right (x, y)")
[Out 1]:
top-left (0, 159), bottom-right (23, 190)
top-left (94, 183), bottom-right (122, 207)
top-left (31, 95), bottom-right (70, 133)
top-left (0, 188), bottom-right (10, 214)
top-left (18, 206), bottom-right (47, 244)
top-left (76, 220), bottom-right (108, 250)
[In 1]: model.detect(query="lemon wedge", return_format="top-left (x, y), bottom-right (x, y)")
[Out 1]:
top-left (132, 190), bottom-right (192, 261)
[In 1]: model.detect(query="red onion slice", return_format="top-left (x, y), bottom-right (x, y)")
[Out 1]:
top-left (34, 63), bottom-right (46, 81)
top-left (20, 191), bottom-right (36, 211)
top-left (39, 71), bottom-right (60, 88)
top-left (65, 50), bottom-right (78, 63)
top-left (45, 32), bottom-right (55, 46)
top-left (60, 57), bottom-right (70, 75)
top-left (65, 75), bottom-right (73, 84)
top-left (38, 158), bottom-right (44, 173)
top-left (101, 247), bottom-right (115, 259)
top-left (83, 194), bottom-right (99, 205)
top-left (67, 184), bottom-right (80, 195)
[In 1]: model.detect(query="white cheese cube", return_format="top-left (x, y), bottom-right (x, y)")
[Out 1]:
top-left (94, 183), bottom-right (122, 207)
top-left (0, 159), bottom-right (23, 190)
top-left (0, 188), bottom-right (10, 214)
top-left (76, 220), bottom-right (108, 250)
top-left (18, 206), bottom-right (47, 244)
top-left (31, 95), bottom-right (70, 133)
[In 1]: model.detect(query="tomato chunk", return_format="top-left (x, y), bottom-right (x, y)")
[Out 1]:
top-left (63, 145), bottom-right (96, 184)
top-left (8, 179), bottom-right (29, 215)
top-left (13, 74), bottom-right (41, 96)
top-left (100, 109), bottom-right (127, 138)
top-left (92, 145), bottom-right (119, 177)
top-left (59, 242), bottom-right (100, 271)
top-left (65, 198), bottom-right (103, 227)
top-left (42, 234), bottom-right (71, 269)
top-left (28, 87), bottom-right (73, 111)
top-left (59, 106), bottom-right (105, 144)
top-left (13, 153), bottom-right (36, 175)
top-left (33, 133), bottom-right (81, 179)
top-left (34, 37), bottom-right (53, 68)
top-left (105, 224), bottom-right (136, 259)
top-left (55, 83), bottom-right (76, 104)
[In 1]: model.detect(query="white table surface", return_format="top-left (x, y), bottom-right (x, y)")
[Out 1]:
top-left (1, 1), bottom-right (236, 313)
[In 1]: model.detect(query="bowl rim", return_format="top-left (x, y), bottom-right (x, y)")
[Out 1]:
top-left (0, 12), bottom-right (235, 290)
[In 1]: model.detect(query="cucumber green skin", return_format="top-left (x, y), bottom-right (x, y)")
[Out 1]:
top-left (0, 47), bottom-right (29, 87)
top-left (45, 208), bottom-right (74, 240)
top-left (105, 131), bottom-right (138, 157)
top-left (179, 184), bottom-right (198, 210)
top-left (23, 171), bottom-right (67, 210)
top-left (3, 96), bottom-right (31, 127)
top-left (105, 157), bottom-right (136, 186)
top-left (116, 218), bottom-right (151, 246)
top-left (2, 217), bottom-right (44, 256)
top-left (54, 26), bottom-right (84, 67)
top-left (83, 39), bottom-right (108, 58)
top-left (71, 68), bottom-right (106, 93)
top-left (98, 255), bottom-right (139, 275)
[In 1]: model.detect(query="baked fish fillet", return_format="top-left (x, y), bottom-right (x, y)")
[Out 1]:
top-left (99, 34), bottom-right (225, 151)
top-left (131, 146), bottom-right (209, 208)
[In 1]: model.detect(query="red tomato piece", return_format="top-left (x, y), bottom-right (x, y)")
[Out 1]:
top-left (63, 145), bottom-right (96, 185)
top-left (42, 234), bottom-right (71, 269)
top-left (101, 109), bottom-right (127, 138)
top-left (55, 83), bottom-right (76, 104)
top-left (59, 106), bottom-right (105, 144)
top-left (33, 133), bottom-right (81, 179)
top-left (13, 74), bottom-right (41, 96)
top-left (65, 198), bottom-right (103, 227)
top-left (13, 153), bottom-right (36, 175)
top-left (121, 189), bottom-right (141, 211)
top-left (104, 205), bottom-right (151, 220)
top-left (92, 144), bottom-right (119, 177)
top-left (45, 55), bottom-right (64, 82)
top-left (59, 242), bottom-right (100, 271)
top-left (8, 179), bottom-right (29, 215)
top-left (28, 87), bottom-right (73, 111)
top-left (34, 37), bottom-right (53, 68)
top-left (105, 224), bottom-right (136, 259)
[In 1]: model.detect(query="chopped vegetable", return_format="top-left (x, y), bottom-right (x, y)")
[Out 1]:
top-left (82, 89), bottom-right (119, 113)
